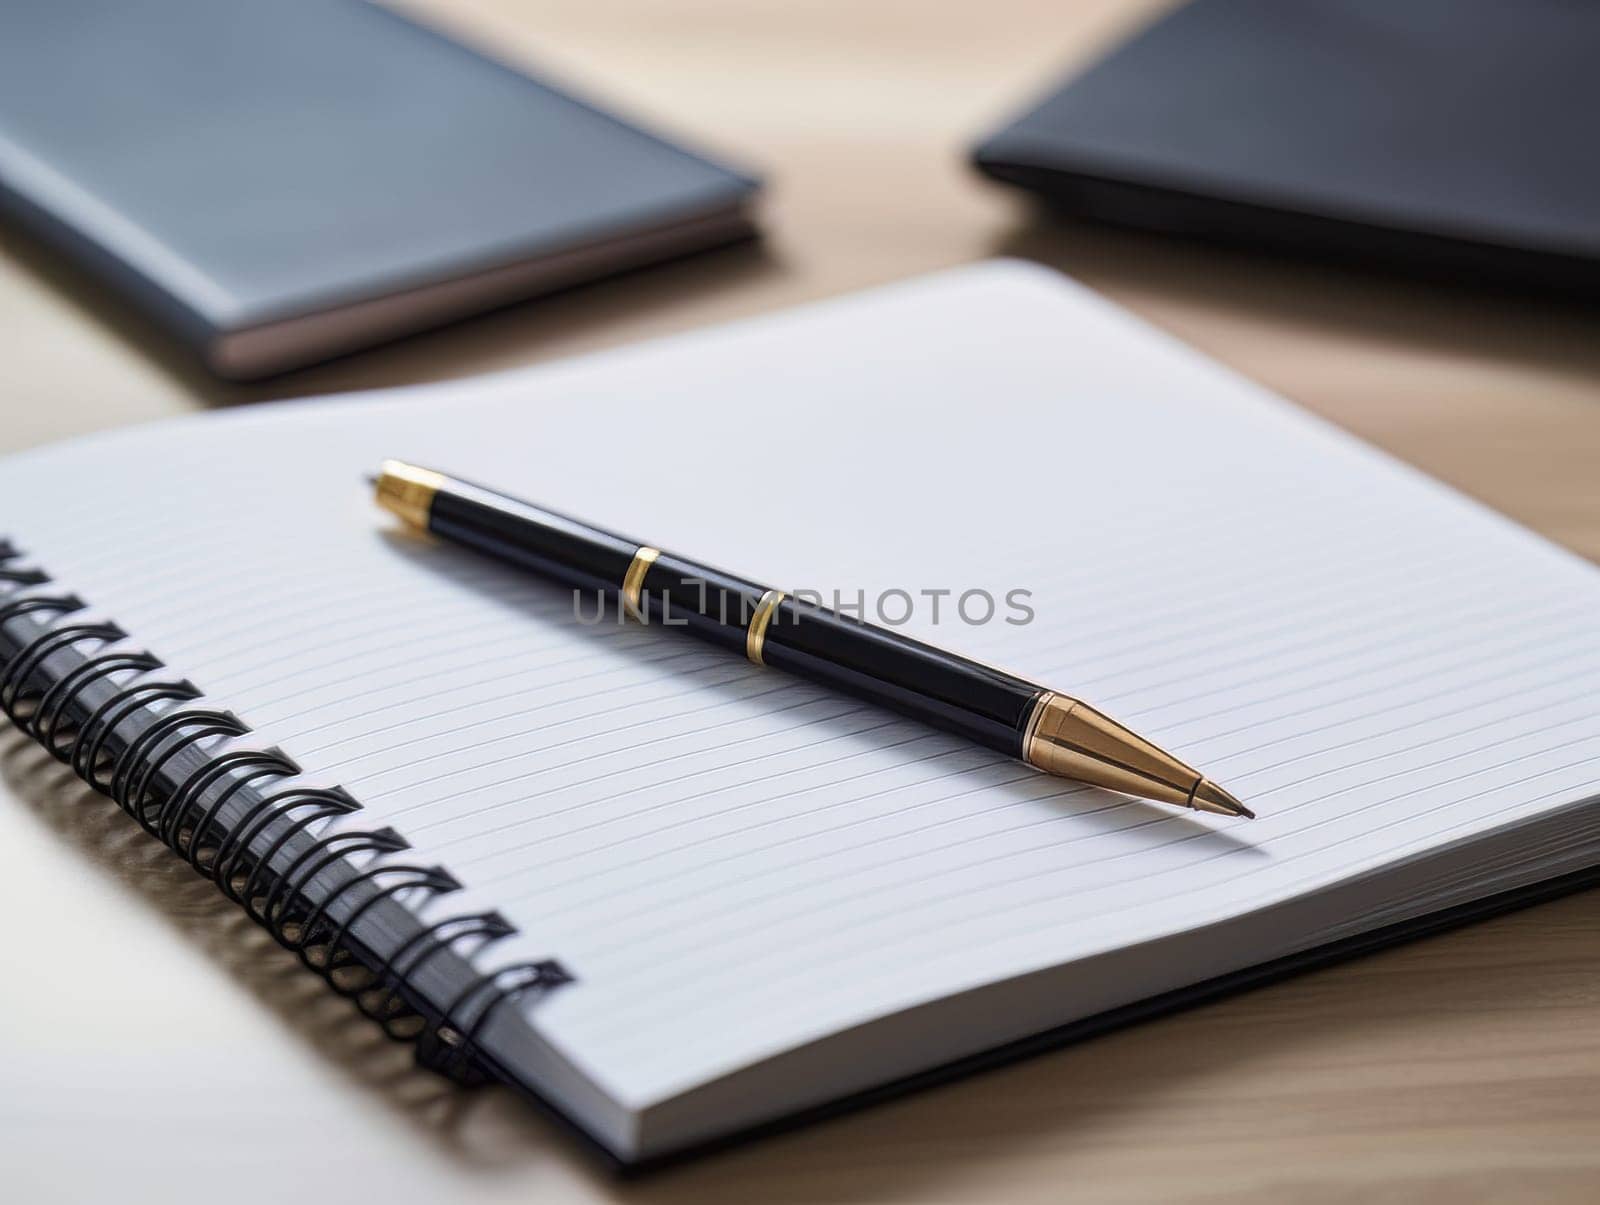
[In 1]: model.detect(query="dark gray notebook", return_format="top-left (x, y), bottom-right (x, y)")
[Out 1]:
top-left (0, 0), bottom-right (759, 378)
top-left (974, 0), bottom-right (1600, 297)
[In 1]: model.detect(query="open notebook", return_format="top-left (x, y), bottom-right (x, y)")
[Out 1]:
top-left (3, 262), bottom-right (1599, 1166)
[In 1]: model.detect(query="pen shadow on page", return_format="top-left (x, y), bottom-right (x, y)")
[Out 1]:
top-left (1060, 791), bottom-right (1267, 857)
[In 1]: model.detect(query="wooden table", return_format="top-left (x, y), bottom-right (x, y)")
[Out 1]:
top-left (4, 2), bottom-right (1600, 1200)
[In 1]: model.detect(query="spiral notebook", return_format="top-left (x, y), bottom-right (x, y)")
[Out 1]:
top-left (3, 262), bottom-right (1600, 1167)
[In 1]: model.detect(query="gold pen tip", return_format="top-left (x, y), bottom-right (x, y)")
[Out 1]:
top-left (1191, 778), bottom-right (1255, 820)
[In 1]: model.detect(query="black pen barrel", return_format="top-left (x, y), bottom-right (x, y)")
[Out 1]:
top-left (633, 552), bottom-right (765, 653)
top-left (426, 480), bottom-right (636, 594)
top-left (417, 474), bottom-right (1040, 756)
top-left (758, 598), bottom-right (1041, 757)
top-left (372, 460), bottom-right (1253, 818)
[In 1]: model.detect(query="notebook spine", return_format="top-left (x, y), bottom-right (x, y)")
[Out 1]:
top-left (0, 539), bottom-right (570, 1086)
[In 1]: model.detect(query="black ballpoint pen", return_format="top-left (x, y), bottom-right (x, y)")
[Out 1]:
top-left (371, 461), bottom-right (1253, 818)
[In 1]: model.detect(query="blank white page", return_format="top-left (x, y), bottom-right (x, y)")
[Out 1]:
top-left (3, 261), bottom-right (1599, 1111)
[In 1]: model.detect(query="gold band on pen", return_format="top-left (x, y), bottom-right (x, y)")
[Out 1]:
top-left (746, 589), bottom-right (786, 665)
top-left (621, 546), bottom-right (660, 620)
top-left (1020, 689), bottom-right (1059, 767)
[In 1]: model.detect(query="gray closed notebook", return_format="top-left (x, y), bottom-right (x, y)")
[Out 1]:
top-left (0, 0), bottom-right (759, 379)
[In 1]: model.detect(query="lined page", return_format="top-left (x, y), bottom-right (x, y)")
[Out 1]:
top-left (3, 261), bottom-right (1598, 1109)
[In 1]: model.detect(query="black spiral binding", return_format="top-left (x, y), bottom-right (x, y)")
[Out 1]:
top-left (0, 540), bottom-right (571, 1085)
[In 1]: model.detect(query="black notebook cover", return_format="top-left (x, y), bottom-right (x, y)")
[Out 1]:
top-left (973, 0), bottom-right (1600, 296)
top-left (0, 0), bottom-right (759, 379)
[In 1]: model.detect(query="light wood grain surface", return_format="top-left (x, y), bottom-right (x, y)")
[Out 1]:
top-left (4, 2), bottom-right (1600, 1201)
